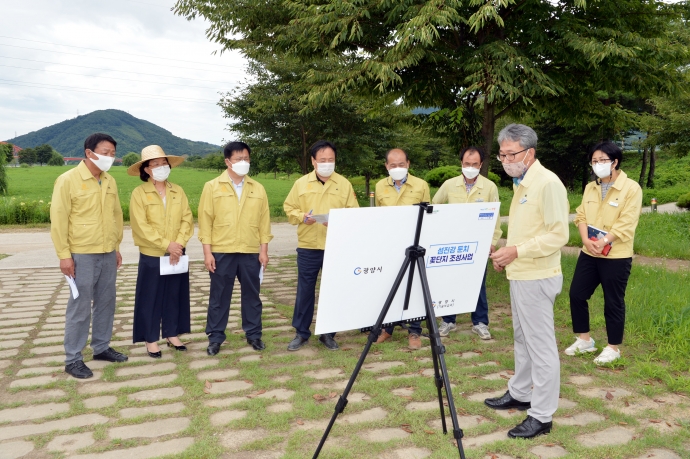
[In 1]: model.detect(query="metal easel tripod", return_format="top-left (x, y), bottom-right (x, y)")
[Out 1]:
top-left (313, 202), bottom-right (466, 458)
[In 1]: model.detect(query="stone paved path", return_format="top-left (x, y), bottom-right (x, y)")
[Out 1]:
top-left (0, 260), bottom-right (688, 458)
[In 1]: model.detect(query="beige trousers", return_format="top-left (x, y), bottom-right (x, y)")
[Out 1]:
top-left (507, 275), bottom-right (563, 423)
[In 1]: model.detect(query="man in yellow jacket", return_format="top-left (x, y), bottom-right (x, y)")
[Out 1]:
top-left (284, 140), bottom-right (359, 351)
top-left (374, 148), bottom-right (430, 350)
top-left (432, 146), bottom-right (502, 340)
top-left (198, 142), bottom-right (273, 355)
top-left (485, 124), bottom-right (569, 440)
top-left (50, 133), bottom-right (127, 379)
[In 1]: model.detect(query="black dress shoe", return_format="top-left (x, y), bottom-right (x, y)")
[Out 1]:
top-left (318, 334), bottom-right (339, 351)
top-left (287, 335), bottom-right (308, 351)
top-left (166, 339), bottom-right (187, 351)
top-left (65, 360), bottom-right (93, 379)
top-left (207, 342), bottom-right (221, 356)
top-left (93, 347), bottom-right (128, 362)
top-left (484, 390), bottom-right (531, 410)
top-left (508, 415), bottom-right (552, 439)
top-left (247, 339), bottom-right (266, 351)
top-left (145, 343), bottom-right (162, 359)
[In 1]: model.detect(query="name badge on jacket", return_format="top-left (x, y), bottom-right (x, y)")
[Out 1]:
top-left (609, 201), bottom-right (619, 207)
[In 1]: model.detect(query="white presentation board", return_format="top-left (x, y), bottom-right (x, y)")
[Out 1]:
top-left (315, 203), bottom-right (499, 335)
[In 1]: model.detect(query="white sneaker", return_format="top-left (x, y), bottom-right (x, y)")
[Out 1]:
top-left (472, 323), bottom-right (491, 340)
top-left (564, 337), bottom-right (596, 356)
top-left (438, 322), bottom-right (456, 337)
top-left (594, 346), bottom-right (621, 365)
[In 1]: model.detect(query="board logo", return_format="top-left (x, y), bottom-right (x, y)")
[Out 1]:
top-left (478, 212), bottom-right (494, 220)
top-left (426, 242), bottom-right (478, 268)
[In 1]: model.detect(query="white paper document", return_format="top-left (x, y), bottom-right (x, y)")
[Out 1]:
top-left (65, 275), bottom-right (79, 299)
top-left (259, 265), bottom-right (264, 285)
top-left (160, 255), bottom-right (189, 275)
top-left (312, 213), bottom-right (329, 224)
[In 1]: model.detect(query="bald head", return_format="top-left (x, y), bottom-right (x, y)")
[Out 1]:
top-left (385, 149), bottom-right (409, 169)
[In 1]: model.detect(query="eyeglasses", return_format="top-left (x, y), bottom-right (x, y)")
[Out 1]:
top-left (228, 157), bottom-right (250, 164)
top-left (590, 159), bottom-right (612, 166)
top-left (496, 147), bottom-right (530, 162)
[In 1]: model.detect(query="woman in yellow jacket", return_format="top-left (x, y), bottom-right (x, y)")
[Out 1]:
top-left (128, 146), bottom-right (194, 358)
top-left (567, 141), bottom-right (642, 365)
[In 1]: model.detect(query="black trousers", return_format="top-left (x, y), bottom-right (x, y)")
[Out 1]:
top-left (206, 253), bottom-right (262, 343)
top-left (569, 252), bottom-right (632, 345)
top-left (133, 253), bottom-right (191, 343)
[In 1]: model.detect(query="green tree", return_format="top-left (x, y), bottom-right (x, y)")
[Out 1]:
top-left (0, 143), bottom-right (13, 164)
top-left (175, 0), bottom-right (690, 177)
top-left (221, 57), bottom-right (417, 193)
top-left (34, 144), bottom-right (53, 166)
top-left (47, 152), bottom-right (65, 166)
top-left (18, 148), bottom-right (36, 165)
top-left (0, 144), bottom-right (7, 194)
top-left (122, 152), bottom-right (141, 167)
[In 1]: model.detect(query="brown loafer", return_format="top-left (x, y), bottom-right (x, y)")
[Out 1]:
top-left (408, 333), bottom-right (422, 350)
top-left (376, 330), bottom-right (392, 343)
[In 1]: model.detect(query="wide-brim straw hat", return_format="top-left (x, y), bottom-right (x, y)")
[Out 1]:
top-left (126, 145), bottom-right (185, 176)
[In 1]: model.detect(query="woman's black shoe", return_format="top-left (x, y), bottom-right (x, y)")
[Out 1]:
top-left (166, 339), bottom-right (187, 351)
top-left (145, 343), bottom-right (162, 359)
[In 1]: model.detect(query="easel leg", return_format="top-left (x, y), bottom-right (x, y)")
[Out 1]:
top-left (313, 256), bottom-right (412, 458)
top-left (417, 257), bottom-right (467, 458)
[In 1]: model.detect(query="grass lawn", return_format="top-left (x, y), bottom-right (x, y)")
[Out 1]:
top-left (4, 166), bottom-right (298, 222)
top-left (3, 255), bottom-right (688, 458)
top-left (501, 211), bottom-right (690, 260)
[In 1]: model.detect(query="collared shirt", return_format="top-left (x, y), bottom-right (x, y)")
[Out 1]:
top-left (465, 180), bottom-right (475, 195)
top-left (50, 161), bottom-right (124, 259)
top-left (393, 175), bottom-right (408, 192)
top-left (573, 170), bottom-right (642, 259)
top-left (375, 173), bottom-right (430, 208)
top-left (284, 171), bottom-right (359, 250)
top-left (130, 181), bottom-right (194, 257)
top-left (506, 160), bottom-right (569, 281)
top-left (198, 173), bottom-right (273, 253)
top-left (432, 174), bottom-right (503, 247)
top-left (231, 175), bottom-right (245, 201)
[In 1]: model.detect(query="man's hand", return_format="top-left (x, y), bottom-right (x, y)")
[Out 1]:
top-left (116, 251), bottom-right (122, 269)
top-left (304, 213), bottom-right (316, 225)
top-left (259, 243), bottom-right (269, 269)
top-left (169, 253), bottom-right (180, 266)
top-left (259, 252), bottom-right (269, 268)
top-left (490, 245), bottom-right (496, 255)
top-left (204, 253), bottom-right (216, 273)
top-left (492, 258), bottom-right (504, 272)
top-left (60, 258), bottom-right (75, 277)
top-left (322, 222), bottom-right (328, 227)
top-left (490, 246), bottom-right (518, 269)
top-left (167, 241), bottom-right (184, 258)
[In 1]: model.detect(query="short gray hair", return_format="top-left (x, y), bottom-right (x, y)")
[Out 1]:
top-left (497, 124), bottom-right (538, 150)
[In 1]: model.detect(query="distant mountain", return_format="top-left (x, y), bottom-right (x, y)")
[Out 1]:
top-left (5, 109), bottom-right (220, 158)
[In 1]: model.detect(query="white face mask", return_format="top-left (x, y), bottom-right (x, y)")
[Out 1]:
top-left (388, 167), bottom-right (408, 181)
top-left (151, 165), bottom-right (171, 182)
top-left (316, 162), bottom-right (335, 177)
top-left (592, 162), bottom-right (613, 179)
top-left (462, 167), bottom-right (480, 180)
top-left (231, 160), bottom-right (250, 176)
top-left (89, 151), bottom-right (114, 172)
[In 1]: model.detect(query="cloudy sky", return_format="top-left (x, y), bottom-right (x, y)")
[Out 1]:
top-left (0, 0), bottom-right (247, 145)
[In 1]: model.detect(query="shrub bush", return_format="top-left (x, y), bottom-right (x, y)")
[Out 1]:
top-left (122, 152), bottom-right (140, 167)
top-left (0, 198), bottom-right (51, 224)
top-left (487, 171), bottom-right (501, 187)
top-left (677, 192), bottom-right (690, 209)
top-left (47, 152), bottom-right (64, 166)
top-left (425, 166), bottom-right (460, 187)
